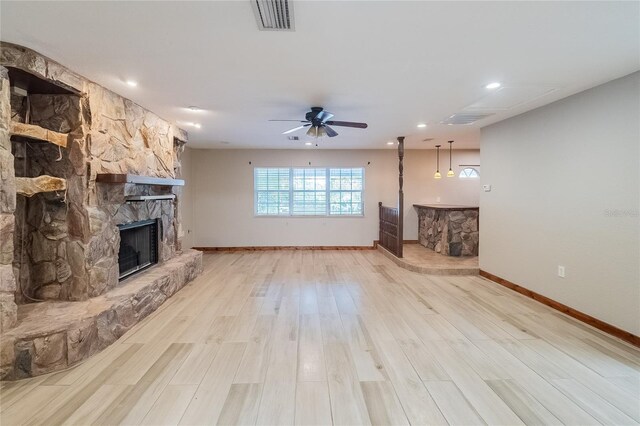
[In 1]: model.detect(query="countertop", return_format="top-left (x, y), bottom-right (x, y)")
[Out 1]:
top-left (413, 204), bottom-right (479, 210)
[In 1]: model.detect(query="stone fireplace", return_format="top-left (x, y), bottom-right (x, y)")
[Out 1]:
top-left (0, 43), bottom-right (202, 379)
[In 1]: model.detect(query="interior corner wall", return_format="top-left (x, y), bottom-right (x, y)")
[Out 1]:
top-left (189, 148), bottom-right (480, 247)
top-left (181, 146), bottom-right (195, 249)
top-left (480, 71), bottom-right (640, 335)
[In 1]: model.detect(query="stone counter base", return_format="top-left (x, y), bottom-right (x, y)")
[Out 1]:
top-left (417, 208), bottom-right (479, 256)
top-left (0, 249), bottom-right (202, 380)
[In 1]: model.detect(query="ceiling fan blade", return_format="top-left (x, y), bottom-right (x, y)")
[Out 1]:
top-left (269, 119), bottom-right (310, 122)
top-left (315, 110), bottom-right (334, 123)
top-left (282, 124), bottom-right (310, 135)
top-left (324, 120), bottom-right (368, 129)
top-left (323, 125), bottom-right (338, 137)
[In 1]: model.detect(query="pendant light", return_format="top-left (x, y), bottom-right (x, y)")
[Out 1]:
top-left (447, 140), bottom-right (455, 177)
top-left (434, 145), bottom-right (442, 179)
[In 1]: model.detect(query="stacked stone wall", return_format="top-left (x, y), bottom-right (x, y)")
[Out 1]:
top-left (0, 67), bottom-right (18, 332)
top-left (418, 208), bottom-right (479, 256)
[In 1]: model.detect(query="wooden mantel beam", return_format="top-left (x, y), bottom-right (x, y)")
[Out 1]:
top-left (16, 176), bottom-right (67, 197)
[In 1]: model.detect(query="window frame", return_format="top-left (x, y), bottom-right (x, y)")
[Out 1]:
top-left (254, 167), bottom-right (365, 218)
top-left (291, 167), bottom-right (328, 216)
top-left (328, 167), bottom-right (365, 217)
top-left (459, 167), bottom-right (480, 179)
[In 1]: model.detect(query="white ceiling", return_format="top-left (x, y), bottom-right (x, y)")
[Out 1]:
top-left (1, 1), bottom-right (638, 150)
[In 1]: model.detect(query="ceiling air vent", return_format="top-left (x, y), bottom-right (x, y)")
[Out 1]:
top-left (251, 0), bottom-right (295, 31)
top-left (441, 112), bottom-right (494, 125)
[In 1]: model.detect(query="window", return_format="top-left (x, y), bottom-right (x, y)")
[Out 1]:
top-left (459, 167), bottom-right (479, 179)
top-left (254, 167), bottom-right (364, 216)
top-left (329, 168), bottom-right (364, 215)
top-left (254, 168), bottom-right (290, 215)
top-left (292, 168), bottom-right (326, 215)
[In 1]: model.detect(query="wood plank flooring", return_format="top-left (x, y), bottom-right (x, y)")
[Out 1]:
top-left (1, 250), bottom-right (638, 425)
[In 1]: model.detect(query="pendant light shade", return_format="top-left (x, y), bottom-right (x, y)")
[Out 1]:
top-left (434, 145), bottom-right (442, 179)
top-left (447, 140), bottom-right (455, 177)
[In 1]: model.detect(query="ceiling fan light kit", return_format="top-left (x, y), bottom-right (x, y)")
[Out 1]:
top-left (307, 125), bottom-right (327, 138)
top-left (271, 107), bottom-right (368, 140)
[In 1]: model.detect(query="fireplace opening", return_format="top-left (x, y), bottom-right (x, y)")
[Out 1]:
top-left (118, 219), bottom-right (159, 280)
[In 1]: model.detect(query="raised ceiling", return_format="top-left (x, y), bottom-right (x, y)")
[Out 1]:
top-left (1, 1), bottom-right (638, 149)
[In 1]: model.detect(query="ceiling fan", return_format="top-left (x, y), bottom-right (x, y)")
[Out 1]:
top-left (270, 107), bottom-right (368, 138)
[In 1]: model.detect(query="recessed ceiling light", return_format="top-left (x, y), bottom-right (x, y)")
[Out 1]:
top-left (485, 82), bottom-right (501, 89)
top-left (305, 142), bottom-right (312, 146)
top-left (386, 141), bottom-right (394, 145)
top-left (126, 80), bottom-right (138, 87)
top-left (417, 123), bottom-right (427, 128)
top-left (188, 106), bottom-right (200, 112)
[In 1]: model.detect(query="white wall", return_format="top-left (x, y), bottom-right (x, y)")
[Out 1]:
top-left (480, 72), bottom-right (640, 335)
top-left (188, 148), bottom-right (480, 247)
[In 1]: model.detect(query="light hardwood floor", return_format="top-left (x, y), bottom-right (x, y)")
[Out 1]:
top-left (1, 250), bottom-right (639, 425)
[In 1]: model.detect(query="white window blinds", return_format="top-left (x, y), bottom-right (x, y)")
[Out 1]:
top-left (254, 168), bottom-right (290, 215)
top-left (254, 167), bottom-right (364, 216)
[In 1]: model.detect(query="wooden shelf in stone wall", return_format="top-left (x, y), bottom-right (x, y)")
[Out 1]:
top-left (16, 175), bottom-right (67, 197)
top-left (10, 122), bottom-right (69, 148)
top-left (96, 173), bottom-right (185, 186)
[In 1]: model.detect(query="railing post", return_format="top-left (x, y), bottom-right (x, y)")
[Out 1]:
top-left (378, 201), bottom-right (383, 248)
top-left (397, 136), bottom-right (404, 258)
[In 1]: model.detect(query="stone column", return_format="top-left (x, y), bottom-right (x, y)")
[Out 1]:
top-left (172, 129), bottom-right (188, 252)
top-left (0, 66), bottom-right (18, 331)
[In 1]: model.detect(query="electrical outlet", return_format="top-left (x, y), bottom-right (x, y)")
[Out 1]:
top-left (483, 184), bottom-right (492, 192)
top-left (436, 197), bottom-right (441, 203)
top-left (558, 266), bottom-right (566, 278)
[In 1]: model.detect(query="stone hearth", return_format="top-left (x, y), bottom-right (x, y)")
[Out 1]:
top-left (1, 250), bottom-right (201, 379)
top-left (0, 43), bottom-right (201, 380)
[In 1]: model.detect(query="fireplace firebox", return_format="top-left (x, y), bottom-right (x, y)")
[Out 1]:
top-left (117, 219), bottom-right (159, 280)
